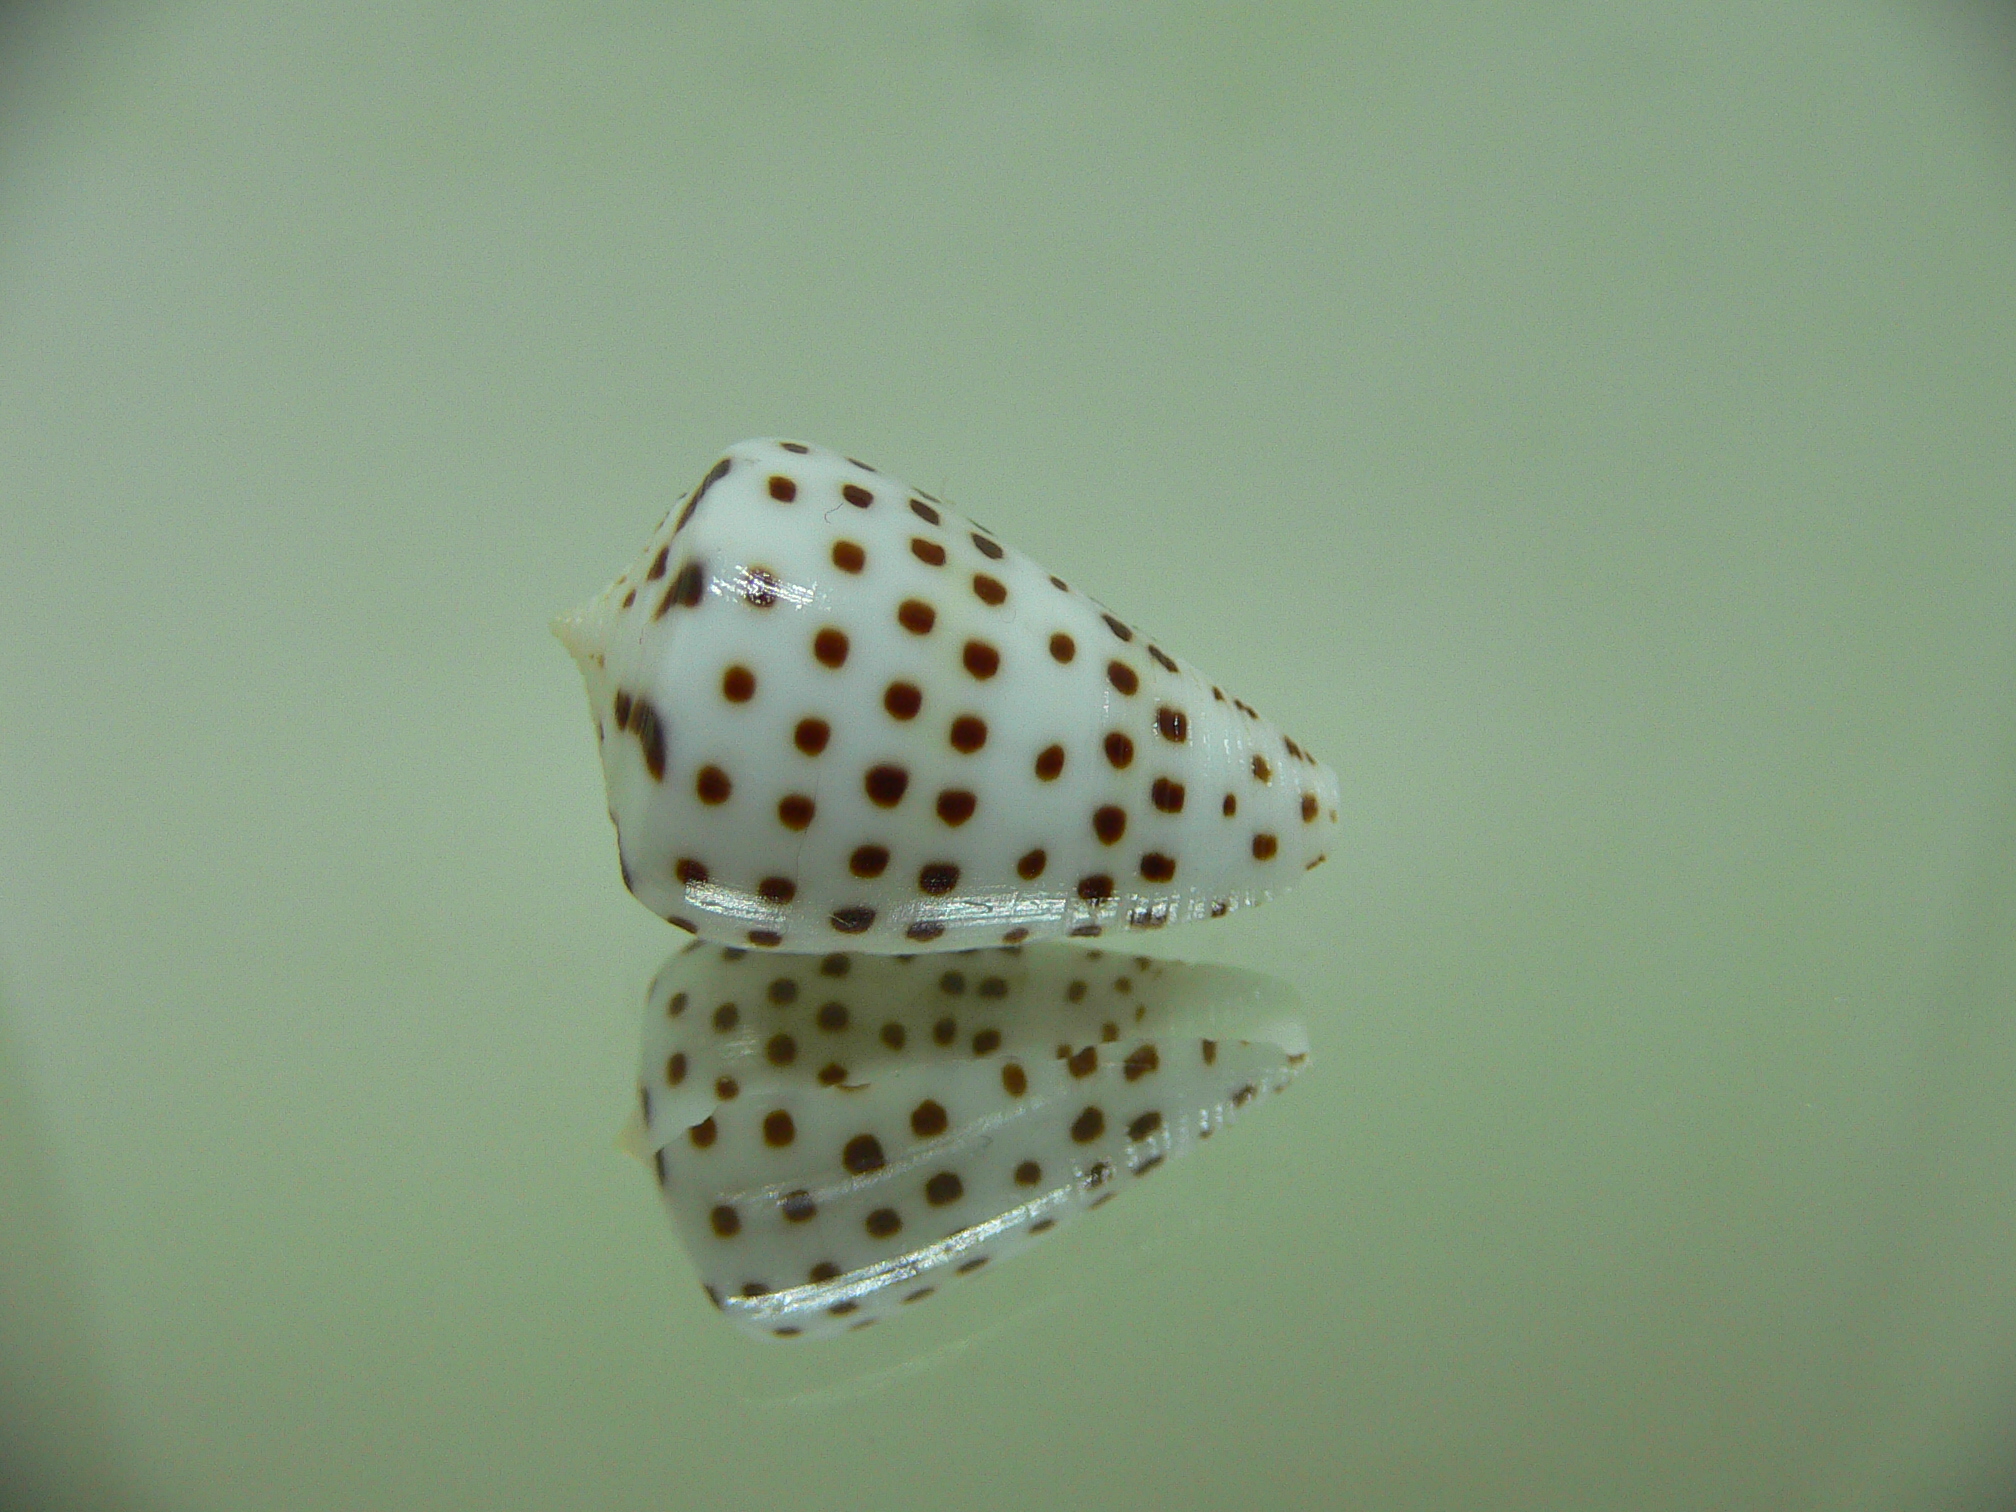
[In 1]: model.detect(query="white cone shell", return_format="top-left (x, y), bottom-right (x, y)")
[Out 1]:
top-left (558, 439), bottom-right (1339, 953)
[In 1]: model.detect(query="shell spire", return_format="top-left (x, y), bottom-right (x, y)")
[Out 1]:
top-left (558, 440), bottom-right (1339, 953)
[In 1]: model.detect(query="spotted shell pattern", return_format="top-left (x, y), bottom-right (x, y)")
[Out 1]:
top-left (637, 940), bottom-right (1307, 1340)
top-left (556, 439), bottom-right (1340, 953)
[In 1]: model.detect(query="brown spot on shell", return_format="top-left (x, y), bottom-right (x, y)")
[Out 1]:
top-left (841, 482), bottom-right (873, 508)
top-left (911, 1100), bottom-right (948, 1138)
top-left (898, 599), bottom-right (936, 635)
top-left (884, 681), bottom-right (923, 719)
top-left (1078, 873), bottom-right (1115, 902)
top-left (850, 844), bottom-right (890, 878)
top-left (949, 715), bottom-right (987, 753)
top-left (795, 718), bottom-right (830, 755)
top-left (962, 640), bottom-right (1000, 679)
top-left (1152, 777), bottom-right (1185, 813)
top-left (778, 793), bottom-right (816, 830)
top-left (925, 1171), bottom-right (964, 1206)
top-left (722, 665), bottom-right (756, 702)
top-left (1071, 1106), bottom-right (1106, 1142)
top-left (918, 861), bottom-right (960, 895)
top-left (1104, 732), bottom-right (1134, 769)
top-left (830, 904), bottom-right (876, 934)
top-left (1102, 614), bottom-right (1133, 642)
top-left (813, 628), bottom-right (849, 668)
top-left (1140, 852), bottom-right (1177, 883)
top-left (767, 475), bottom-right (797, 502)
top-left (865, 765), bottom-right (910, 806)
top-left (631, 699), bottom-right (667, 780)
top-left (911, 536), bottom-right (947, 566)
top-left (972, 533), bottom-right (1004, 560)
top-left (1092, 807), bottom-right (1126, 845)
top-left (972, 573), bottom-right (1007, 606)
top-left (1107, 661), bottom-right (1138, 696)
top-left (936, 789), bottom-right (977, 826)
top-left (1252, 833), bottom-right (1278, 860)
top-left (831, 540), bottom-right (866, 573)
top-left (1155, 707), bottom-right (1187, 742)
top-left (1049, 632), bottom-right (1076, 662)
top-left (1016, 848), bottom-right (1047, 880)
top-left (1123, 1044), bottom-right (1159, 1081)
top-left (1034, 744), bottom-right (1066, 781)
top-left (910, 498), bottom-right (940, 525)
top-left (695, 765), bottom-right (731, 804)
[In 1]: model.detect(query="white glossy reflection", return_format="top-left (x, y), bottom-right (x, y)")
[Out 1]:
top-left (634, 940), bottom-right (1308, 1340)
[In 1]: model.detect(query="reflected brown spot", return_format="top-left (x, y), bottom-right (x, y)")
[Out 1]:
top-left (933, 1016), bottom-right (956, 1046)
top-left (1002, 1062), bottom-right (1027, 1096)
top-left (1127, 1111), bottom-right (1162, 1141)
top-left (666, 1051), bottom-right (687, 1084)
top-left (865, 1208), bottom-right (902, 1239)
top-left (820, 954), bottom-right (851, 977)
top-left (881, 1021), bottom-right (906, 1050)
top-left (712, 1001), bottom-right (739, 1031)
top-left (764, 1110), bottom-right (796, 1147)
top-left (906, 921), bottom-right (945, 942)
top-left (925, 1171), bottom-right (964, 1206)
top-left (911, 1100), bottom-right (948, 1137)
top-left (1123, 1044), bottom-right (1159, 1081)
top-left (842, 1134), bottom-right (886, 1173)
top-left (647, 546), bottom-right (670, 581)
top-left (1068, 1045), bottom-right (1099, 1078)
top-left (764, 1034), bottom-right (795, 1066)
top-left (1014, 1160), bottom-right (1042, 1186)
top-left (1071, 1106), bottom-right (1105, 1142)
top-left (710, 1204), bottom-right (740, 1237)
top-left (688, 1117), bottom-right (717, 1149)
top-left (816, 1000), bottom-right (848, 1032)
top-left (972, 1027), bottom-right (1001, 1055)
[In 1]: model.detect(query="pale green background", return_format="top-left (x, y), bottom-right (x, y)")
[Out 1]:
top-left (3, 2), bottom-right (2015, 1509)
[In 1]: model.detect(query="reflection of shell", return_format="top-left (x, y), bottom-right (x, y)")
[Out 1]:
top-left (556, 438), bottom-right (1340, 953)
top-left (637, 941), bottom-right (1308, 1340)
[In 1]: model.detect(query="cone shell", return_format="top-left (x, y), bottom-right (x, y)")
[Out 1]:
top-left (557, 439), bottom-right (1339, 953)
